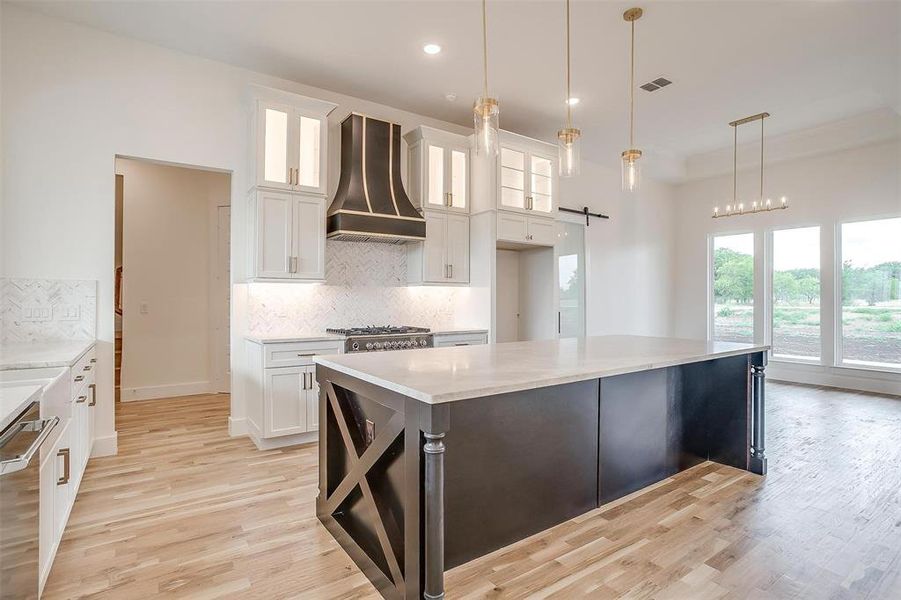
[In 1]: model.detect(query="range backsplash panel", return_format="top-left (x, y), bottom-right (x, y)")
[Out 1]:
top-left (247, 241), bottom-right (466, 335)
top-left (1, 278), bottom-right (98, 343)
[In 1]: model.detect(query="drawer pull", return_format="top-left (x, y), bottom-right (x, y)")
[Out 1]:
top-left (74, 375), bottom-right (85, 382)
top-left (57, 448), bottom-right (70, 485)
top-left (83, 365), bottom-right (92, 371)
top-left (76, 395), bottom-right (87, 403)
top-left (296, 353), bottom-right (315, 357)
top-left (90, 358), bottom-right (97, 364)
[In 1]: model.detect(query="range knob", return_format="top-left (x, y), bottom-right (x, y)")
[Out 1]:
top-left (420, 339), bottom-right (427, 347)
top-left (365, 342), bottom-right (373, 350)
top-left (373, 342), bottom-right (382, 350)
top-left (351, 342), bottom-right (360, 351)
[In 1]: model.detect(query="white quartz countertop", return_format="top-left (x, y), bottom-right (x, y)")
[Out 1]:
top-left (244, 329), bottom-right (487, 344)
top-left (0, 340), bottom-right (95, 371)
top-left (0, 384), bottom-right (42, 431)
top-left (314, 335), bottom-right (769, 404)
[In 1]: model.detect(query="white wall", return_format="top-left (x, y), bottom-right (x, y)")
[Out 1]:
top-left (116, 158), bottom-right (229, 401)
top-left (0, 5), bottom-right (472, 453)
top-left (559, 158), bottom-right (677, 338)
top-left (673, 138), bottom-right (901, 394)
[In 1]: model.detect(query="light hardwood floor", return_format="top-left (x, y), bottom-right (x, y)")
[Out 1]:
top-left (44, 384), bottom-right (901, 599)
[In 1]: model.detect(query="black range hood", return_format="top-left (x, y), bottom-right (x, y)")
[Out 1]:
top-left (326, 113), bottom-right (426, 243)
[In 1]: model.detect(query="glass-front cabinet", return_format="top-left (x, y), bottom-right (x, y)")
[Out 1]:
top-left (405, 126), bottom-right (470, 214)
top-left (499, 146), bottom-right (556, 216)
top-left (255, 98), bottom-right (333, 196)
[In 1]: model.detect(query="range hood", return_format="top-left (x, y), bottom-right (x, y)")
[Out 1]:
top-left (326, 113), bottom-right (426, 243)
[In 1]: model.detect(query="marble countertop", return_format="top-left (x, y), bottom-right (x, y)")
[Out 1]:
top-left (0, 384), bottom-right (43, 432)
top-left (245, 329), bottom-right (487, 344)
top-left (314, 335), bottom-right (769, 404)
top-left (0, 340), bottom-right (95, 371)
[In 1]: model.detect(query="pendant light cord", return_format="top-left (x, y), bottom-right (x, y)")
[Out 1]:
top-left (629, 18), bottom-right (635, 148)
top-left (565, 0), bottom-right (572, 127)
top-left (759, 116), bottom-right (765, 201)
top-left (482, 0), bottom-right (489, 98)
top-left (733, 125), bottom-right (737, 205)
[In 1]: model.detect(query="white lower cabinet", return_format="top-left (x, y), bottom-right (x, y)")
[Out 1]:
top-left (245, 338), bottom-right (341, 449)
top-left (39, 344), bottom-right (96, 594)
top-left (497, 211), bottom-right (557, 247)
top-left (433, 331), bottom-right (489, 348)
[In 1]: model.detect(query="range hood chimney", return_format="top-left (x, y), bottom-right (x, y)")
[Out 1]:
top-left (326, 113), bottom-right (426, 243)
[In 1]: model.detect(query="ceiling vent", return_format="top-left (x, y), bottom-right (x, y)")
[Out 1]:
top-left (640, 77), bottom-right (672, 92)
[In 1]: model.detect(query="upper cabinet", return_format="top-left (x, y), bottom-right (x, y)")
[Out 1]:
top-left (252, 91), bottom-right (337, 197)
top-left (250, 189), bottom-right (325, 281)
top-left (471, 131), bottom-right (559, 219)
top-left (404, 126), bottom-right (470, 214)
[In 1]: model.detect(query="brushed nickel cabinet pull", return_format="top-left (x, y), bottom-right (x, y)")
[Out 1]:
top-left (57, 448), bottom-right (70, 485)
top-left (76, 395), bottom-right (87, 404)
top-left (89, 383), bottom-right (97, 407)
top-left (83, 365), bottom-right (92, 371)
top-left (90, 358), bottom-right (96, 363)
top-left (74, 375), bottom-right (85, 382)
top-left (296, 352), bottom-right (315, 357)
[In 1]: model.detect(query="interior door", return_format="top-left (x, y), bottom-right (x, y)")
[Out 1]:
top-left (258, 101), bottom-right (293, 190)
top-left (424, 212), bottom-right (447, 282)
top-left (557, 221), bottom-right (586, 338)
top-left (446, 214), bottom-right (470, 283)
top-left (293, 195), bottom-right (325, 279)
top-left (265, 367), bottom-right (307, 437)
top-left (256, 190), bottom-right (293, 278)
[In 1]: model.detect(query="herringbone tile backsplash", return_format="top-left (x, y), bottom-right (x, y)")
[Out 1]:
top-left (247, 241), bottom-right (466, 335)
top-left (1, 278), bottom-right (98, 343)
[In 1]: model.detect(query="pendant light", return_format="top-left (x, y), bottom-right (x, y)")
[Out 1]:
top-left (621, 7), bottom-right (643, 192)
top-left (557, 0), bottom-right (581, 177)
top-left (473, 0), bottom-right (499, 156)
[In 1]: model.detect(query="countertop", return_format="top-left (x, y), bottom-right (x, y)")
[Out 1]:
top-left (0, 340), bottom-right (95, 371)
top-left (244, 329), bottom-right (488, 344)
top-left (314, 335), bottom-right (769, 404)
top-left (0, 384), bottom-right (42, 432)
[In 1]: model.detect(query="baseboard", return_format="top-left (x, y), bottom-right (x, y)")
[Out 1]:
top-left (91, 432), bottom-right (118, 457)
top-left (769, 361), bottom-right (901, 397)
top-left (247, 422), bottom-right (318, 450)
top-left (120, 381), bottom-right (212, 402)
top-left (228, 416), bottom-right (248, 437)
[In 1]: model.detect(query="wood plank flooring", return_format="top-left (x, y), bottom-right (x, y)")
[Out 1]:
top-left (44, 384), bottom-right (901, 599)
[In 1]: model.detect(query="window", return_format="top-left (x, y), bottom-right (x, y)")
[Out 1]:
top-left (712, 233), bottom-right (755, 343)
top-left (558, 222), bottom-right (585, 338)
top-left (772, 227), bottom-right (820, 359)
top-left (840, 217), bottom-right (901, 368)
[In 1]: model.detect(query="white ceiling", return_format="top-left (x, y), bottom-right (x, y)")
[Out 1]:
top-left (15, 0), bottom-right (901, 181)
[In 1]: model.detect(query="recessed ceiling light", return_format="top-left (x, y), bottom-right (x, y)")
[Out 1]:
top-left (423, 43), bottom-right (442, 55)
top-left (445, 93), bottom-right (458, 102)
top-left (567, 97), bottom-right (580, 105)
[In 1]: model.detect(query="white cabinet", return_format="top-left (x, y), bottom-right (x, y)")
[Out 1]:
top-left (244, 338), bottom-right (342, 449)
top-left (433, 331), bottom-right (489, 347)
top-left (254, 98), bottom-right (333, 196)
top-left (250, 189), bottom-right (325, 281)
top-left (497, 211), bottom-right (558, 247)
top-left (408, 211), bottom-right (470, 285)
top-left (498, 146), bottom-right (556, 216)
top-left (405, 126), bottom-right (470, 214)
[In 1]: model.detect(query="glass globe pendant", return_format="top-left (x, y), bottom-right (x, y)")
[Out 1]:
top-left (622, 148), bottom-right (641, 192)
top-left (621, 7), bottom-right (643, 192)
top-left (557, 0), bottom-right (580, 177)
top-left (473, 0), bottom-right (499, 156)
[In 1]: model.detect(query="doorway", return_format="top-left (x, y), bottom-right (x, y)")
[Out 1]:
top-left (114, 157), bottom-right (231, 404)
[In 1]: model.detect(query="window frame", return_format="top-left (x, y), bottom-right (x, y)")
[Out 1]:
top-left (766, 224), bottom-right (824, 366)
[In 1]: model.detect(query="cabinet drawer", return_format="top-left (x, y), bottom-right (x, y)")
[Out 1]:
top-left (264, 341), bottom-right (342, 368)
top-left (433, 333), bottom-right (488, 348)
top-left (70, 346), bottom-right (96, 390)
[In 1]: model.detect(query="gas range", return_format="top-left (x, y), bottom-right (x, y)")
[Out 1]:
top-left (326, 326), bottom-right (434, 353)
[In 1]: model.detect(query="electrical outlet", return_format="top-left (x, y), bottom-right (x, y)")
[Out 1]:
top-left (139, 302), bottom-right (149, 315)
top-left (57, 304), bottom-right (81, 321)
top-left (22, 306), bottom-right (51, 322)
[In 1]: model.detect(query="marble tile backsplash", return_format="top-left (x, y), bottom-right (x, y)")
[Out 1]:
top-left (247, 241), bottom-right (467, 335)
top-left (1, 278), bottom-right (98, 343)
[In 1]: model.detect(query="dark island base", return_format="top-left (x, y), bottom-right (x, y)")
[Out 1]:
top-left (316, 351), bottom-right (767, 600)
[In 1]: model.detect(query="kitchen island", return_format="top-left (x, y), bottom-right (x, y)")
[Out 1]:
top-left (314, 335), bottom-right (768, 600)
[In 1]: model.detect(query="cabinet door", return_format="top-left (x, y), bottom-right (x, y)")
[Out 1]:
top-left (499, 147), bottom-right (527, 212)
top-left (264, 367), bottom-right (307, 437)
top-left (72, 392), bottom-right (88, 472)
top-left (294, 195), bottom-right (325, 280)
top-left (53, 424), bottom-right (72, 540)
top-left (529, 154), bottom-right (555, 214)
top-left (448, 147), bottom-right (469, 213)
top-left (527, 217), bottom-right (558, 247)
top-left (423, 212), bottom-right (448, 282)
top-left (294, 111), bottom-right (326, 195)
top-left (306, 367), bottom-right (319, 432)
top-left (256, 190), bottom-right (294, 278)
top-left (257, 101), bottom-right (293, 190)
top-left (497, 211), bottom-right (528, 243)
top-left (87, 383), bottom-right (96, 459)
top-left (424, 144), bottom-right (447, 210)
top-left (446, 214), bottom-right (470, 283)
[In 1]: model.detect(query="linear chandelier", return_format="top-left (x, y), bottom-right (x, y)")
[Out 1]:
top-left (712, 112), bottom-right (789, 219)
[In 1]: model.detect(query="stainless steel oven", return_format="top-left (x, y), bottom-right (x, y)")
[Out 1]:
top-left (0, 402), bottom-right (58, 600)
